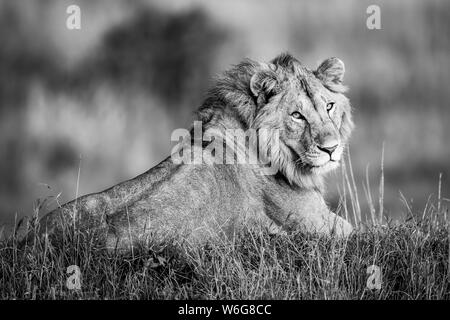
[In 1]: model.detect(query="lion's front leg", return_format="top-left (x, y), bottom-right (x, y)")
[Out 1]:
top-left (282, 208), bottom-right (353, 238)
top-left (299, 209), bottom-right (353, 237)
top-left (263, 189), bottom-right (353, 238)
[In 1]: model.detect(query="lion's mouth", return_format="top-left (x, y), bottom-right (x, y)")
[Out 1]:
top-left (305, 154), bottom-right (330, 166)
top-left (304, 154), bottom-right (340, 171)
top-left (287, 145), bottom-right (339, 171)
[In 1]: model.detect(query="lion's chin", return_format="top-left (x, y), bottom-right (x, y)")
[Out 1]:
top-left (308, 160), bottom-right (340, 175)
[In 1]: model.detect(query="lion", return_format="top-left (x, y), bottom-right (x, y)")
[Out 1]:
top-left (25, 53), bottom-right (354, 251)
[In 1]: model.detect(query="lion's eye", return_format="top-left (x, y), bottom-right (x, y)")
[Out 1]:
top-left (326, 102), bottom-right (335, 113)
top-left (291, 111), bottom-right (305, 121)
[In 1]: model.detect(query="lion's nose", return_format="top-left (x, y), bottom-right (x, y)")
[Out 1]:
top-left (317, 143), bottom-right (338, 156)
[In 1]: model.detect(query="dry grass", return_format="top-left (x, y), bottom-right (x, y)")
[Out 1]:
top-left (0, 156), bottom-right (449, 300)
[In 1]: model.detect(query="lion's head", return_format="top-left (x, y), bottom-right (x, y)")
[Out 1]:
top-left (198, 53), bottom-right (354, 189)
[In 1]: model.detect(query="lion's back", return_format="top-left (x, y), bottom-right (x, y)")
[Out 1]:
top-left (104, 157), bottom-right (262, 249)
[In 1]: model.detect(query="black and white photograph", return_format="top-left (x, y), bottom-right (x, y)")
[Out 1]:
top-left (0, 0), bottom-right (449, 307)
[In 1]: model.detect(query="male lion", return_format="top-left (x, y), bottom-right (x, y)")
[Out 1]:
top-left (27, 53), bottom-right (354, 250)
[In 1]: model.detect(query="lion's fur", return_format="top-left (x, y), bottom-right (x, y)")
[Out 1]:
top-left (197, 53), bottom-right (354, 189)
top-left (27, 53), bottom-right (354, 251)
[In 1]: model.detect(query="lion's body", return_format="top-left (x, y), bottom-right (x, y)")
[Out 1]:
top-left (31, 53), bottom-right (354, 250)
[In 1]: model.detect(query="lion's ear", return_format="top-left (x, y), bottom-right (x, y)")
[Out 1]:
top-left (250, 68), bottom-right (278, 101)
top-left (315, 57), bottom-right (345, 84)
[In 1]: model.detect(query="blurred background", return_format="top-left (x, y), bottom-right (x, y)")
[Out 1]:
top-left (0, 0), bottom-right (449, 231)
